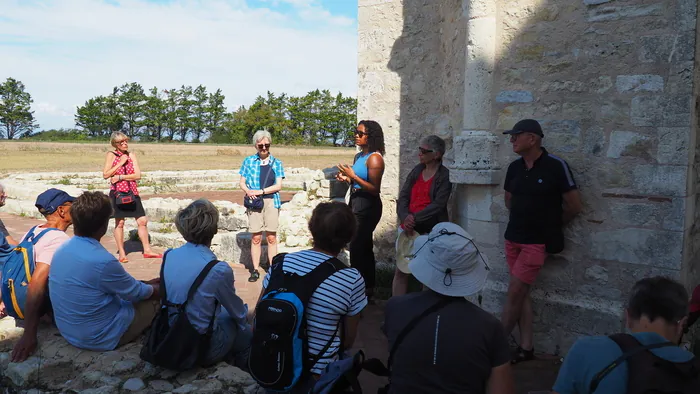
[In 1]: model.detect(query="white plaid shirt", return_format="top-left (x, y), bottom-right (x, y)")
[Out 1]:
top-left (239, 154), bottom-right (286, 209)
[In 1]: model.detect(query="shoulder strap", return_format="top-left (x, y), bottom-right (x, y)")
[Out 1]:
top-left (589, 333), bottom-right (677, 393)
top-left (158, 249), bottom-right (172, 304)
top-left (187, 259), bottom-right (221, 302)
top-left (20, 226), bottom-right (38, 243)
top-left (29, 227), bottom-right (61, 244)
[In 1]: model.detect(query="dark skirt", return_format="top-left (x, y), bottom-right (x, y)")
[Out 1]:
top-left (110, 190), bottom-right (147, 219)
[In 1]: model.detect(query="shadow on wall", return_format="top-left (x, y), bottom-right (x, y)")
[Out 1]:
top-left (377, 0), bottom-right (700, 355)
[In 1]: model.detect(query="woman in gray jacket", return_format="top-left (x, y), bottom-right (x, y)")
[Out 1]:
top-left (393, 135), bottom-right (452, 296)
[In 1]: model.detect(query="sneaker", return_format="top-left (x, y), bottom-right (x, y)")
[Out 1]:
top-left (248, 269), bottom-right (261, 282)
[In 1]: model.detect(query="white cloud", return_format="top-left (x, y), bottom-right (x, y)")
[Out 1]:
top-left (0, 0), bottom-right (358, 130)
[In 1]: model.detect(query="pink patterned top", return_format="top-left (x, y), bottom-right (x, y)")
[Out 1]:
top-left (110, 151), bottom-right (139, 196)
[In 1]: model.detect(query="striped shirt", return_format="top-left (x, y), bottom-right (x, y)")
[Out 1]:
top-left (239, 153), bottom-right (286, 209)
top-left (262, 250), bottom-right (368, 374)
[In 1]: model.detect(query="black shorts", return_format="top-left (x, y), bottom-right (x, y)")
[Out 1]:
top-left (109, 190), bottom-right (147, 219)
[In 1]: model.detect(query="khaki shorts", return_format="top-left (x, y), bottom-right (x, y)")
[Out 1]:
top-left (247, 198), bottom-right (279, 233)
top-left (118, 299), bottom-right (160, 347)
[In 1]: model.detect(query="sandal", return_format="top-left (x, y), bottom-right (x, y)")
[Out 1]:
top-left (248, 269), bottom-right (261, 282)
top-left (143, 252), bottom-right (163, 259)
top-left (119, 257), bottom-right (129, 264)
top-left (511, 346), bottom-right (535, 364)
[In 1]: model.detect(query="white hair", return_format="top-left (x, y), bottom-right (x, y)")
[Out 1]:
top-left (252, 130), bottom-right (272, 145)
top-left (175, 199), bottom-right (219, 245)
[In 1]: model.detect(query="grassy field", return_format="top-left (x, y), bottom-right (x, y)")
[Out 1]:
top-left (0, 141), bottom-right (357, 174)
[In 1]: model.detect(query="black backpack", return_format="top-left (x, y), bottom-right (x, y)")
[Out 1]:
top-left (140, 250), bottom-right (220, 371)
top-left (589, 333), bottom-right (700, 394)
top-left (248, 252), bottom-right (348, 391)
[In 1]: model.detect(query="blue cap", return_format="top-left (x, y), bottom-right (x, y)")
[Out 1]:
top-left (35, 188), bottom-right (75, 215)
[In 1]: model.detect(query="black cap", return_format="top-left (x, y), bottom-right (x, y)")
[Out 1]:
top-left (503, 119), bottom-right (544, 138)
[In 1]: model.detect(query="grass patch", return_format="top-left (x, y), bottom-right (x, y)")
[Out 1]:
top-left (53, 176), bottom-right (73, 185)
top-left (153, 225), bottom-right (176, 234)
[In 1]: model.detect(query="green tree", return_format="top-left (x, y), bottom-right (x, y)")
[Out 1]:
top-left (163, 88), bottom-right (178, 141)
top-left (191, 85), bottom-right (208, 142)
top-left (176, 86), bottom-right (194, 141)
top-left (102, 87), bottom-right (124, 133)
top-left (118, 82), bottom-right (146, 138)
top-left (0, 77), bottom-right (39, 139)
top-left (75, 96), bottom-right (107, 137)
top-left (205, 89), bottom-right (227, 142)
top-left (142, 87), bottom-right (167, 141)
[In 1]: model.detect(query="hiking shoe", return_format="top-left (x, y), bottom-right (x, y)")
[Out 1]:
top-left (248, 269), bottom-right (261, 282)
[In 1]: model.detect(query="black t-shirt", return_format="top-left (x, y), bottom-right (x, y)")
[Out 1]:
top-left (504, 148), bottom-right (577, 244)
top-left (383, 291), bottom-right (511, 394)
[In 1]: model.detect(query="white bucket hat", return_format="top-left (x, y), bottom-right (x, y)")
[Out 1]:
top-left (395, 228), bottom-right (419, 274)
top-left (408, 222), bottom-right (490, 297)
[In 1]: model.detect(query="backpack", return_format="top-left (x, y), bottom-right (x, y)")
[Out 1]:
top-left (139, 250), bottom-right (221, 371)
top-left (362, 296), bottom-right (463, 394)
top-left (589, 333), bottom-right (700, 394)
top-left (1, 226), bottom-right (60, 320)
top-left (248, 252), bottom-right (349, 392)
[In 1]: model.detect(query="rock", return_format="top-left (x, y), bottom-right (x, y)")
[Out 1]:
top-left (150, 379), bottom-right (175, 391)
top-left (81, 370), bottom-right (105, 384)
top-left (122, 377), bottom-right (145, 391)
top-left (100, 376), bottom-right (122, 386)
top-left (209, 364), bottom-right (253, 386)
top-left (79, 386), bottom-right (118, 394)
top-left (192, 378), bottom-right (223, 393)
top-left (245, 383), bottom-right (264, 394)
top-left (6, 357), bottom-right (43, 387)
top-left (173, 384), bottom-right (198, 393)
top-left (290, 191), bottom-right (309, 206)
top-left (113, 359), bottom-right (138, 373)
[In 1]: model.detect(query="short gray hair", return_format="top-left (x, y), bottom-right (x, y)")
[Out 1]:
top-left (421, 135), bottom-right (446, 157)
top-left (252, 129), bottom-right (272, 145)
top-left (175, 199), bottom-right (219, 245)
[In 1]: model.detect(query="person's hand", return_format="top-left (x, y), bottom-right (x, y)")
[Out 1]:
top-left (11, 333), bottom-right (37, 362)
top-left (150, 284), bottom-right (161, 300)
top-left (403, 214), bottom-right (416, 229)
top-left (143, 278), bottom-right (160, 285)
top-left (0, 301), bottom-right (7, 319)
top-left (110, 175), bottom-right (120, 184)
top-left (335, 172), bottom-right (350, 183)
top-left (246, 190), bottom-right (259, 199)
top-left (337, 164), bottom-right (355, 180)
top-left (118, 155), bottom-right (129, 166)
top-left (252, 189), bottom-right (264, 196)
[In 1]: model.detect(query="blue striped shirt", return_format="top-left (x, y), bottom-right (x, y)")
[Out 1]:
top-left (239, 154), bottom-right (286, 209)
top-left (262, 250), bottom-right (368, 374)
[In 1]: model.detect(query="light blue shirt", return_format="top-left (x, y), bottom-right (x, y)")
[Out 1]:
top-left (49, 236), bottom-right (154, 351)
top-left (239, 153), bottom-right (286, 208)
top-left (163, 243), bottom-right (248, 334)
top-left (553, 332), bottom-right (695, 393)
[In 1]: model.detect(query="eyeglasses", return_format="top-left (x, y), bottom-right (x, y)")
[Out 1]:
top-left (257, 143), bottom-right (270, 150)
top-left (115, 140), bottom-right (128, 145)
top-left (354, 130), bottom-right (368, 136)
top-left (419, 147), bottom-right (434, 154)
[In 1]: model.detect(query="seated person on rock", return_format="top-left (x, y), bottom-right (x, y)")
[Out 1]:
top-left (0, 182), bottom-right (18, 245)
top-left (49, 191), bottom-right (160, 352)
top-left (553, 276), bottom-right (698, 393)
top-left (162, 198), bottom-right (251, 367)
top-left (382, 222), bottom-right (514, 394)
top-left (11, 188), bottom-right (74, 362)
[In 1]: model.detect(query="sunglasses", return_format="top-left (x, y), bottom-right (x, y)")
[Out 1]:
top-left (257, 143), bottom-right (271, 150)
top-left (418, 147), bottom-right (434, 154)
top-left (354, 130), bottom-right (368, 136)
top-left (115, 140), bottom-right (128, 145)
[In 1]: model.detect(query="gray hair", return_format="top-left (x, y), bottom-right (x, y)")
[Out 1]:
top-left (252, 129), bottom-right (272, 145)
top-left (175, 199), bottom-right (219, 245)
top-left (421, 135), bottom-right (446, 157)
top-left (110, 131), bottom-right (128, 148)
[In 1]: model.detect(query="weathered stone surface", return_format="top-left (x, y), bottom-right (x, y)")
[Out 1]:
top-left (615, 75), bottom-right (663, 93)
top-left (657, 128), bottom-right (689, 165)
top-left (588, 4), bottom-right (663, 22)
top-left (122, 377), bottom-right (145, 391)
top-left (606, 131), bottom-right (652, 159)
top-left (639, 34), bottom-right (695, 63)
top-left (583, 0), bottom-right (612, 5)
top-left (495, 90), bottom-right (533, 103)
top-left (630, 165), bottom-right (687, 197)
top-left (631, 96), bottom-right (691, 127)
top-left (590, 229), bottom-right (683, 269)
top-left (150, 380), bottom-right (175, 391)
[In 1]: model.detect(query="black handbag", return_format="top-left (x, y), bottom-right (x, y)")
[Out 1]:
top-left (140, 251), bottom-right (220, 371)
top-left (114, 152), bottom-right (136, 206)
top-left (244, 158), bottom-right (275, 210)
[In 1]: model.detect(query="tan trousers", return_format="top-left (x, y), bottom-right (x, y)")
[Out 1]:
top-left (118, 299), bottom-right (160, 347)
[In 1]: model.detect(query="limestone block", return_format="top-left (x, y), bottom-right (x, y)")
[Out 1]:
top-left (290, 191), bottom-right (309, 206)
top-left (589, 229), bottom-right (683, 269)
top-left (461, 186), bottom-right (494, 221)
top-left (495, 90), bottom-right (533, 103)
top-left (667, 62), bottom-right (693, 94)
top-left (631, 96), bottom-right (691, 127)
top-left (631, 165), bottom-right (687, 197)
top-left (218, 213), bottom-right (248, 232)
top-left (541, 120), bottom-right (582, 153)
top-left (451, 131), bottom-right (499, 171)
top-left (587, 4), bottom-right (663, 22)
top-left (675, 0), bottom-right (697, 31)
top-left (657, 128), bottom-right (689, 165)
top-left (316, 188), bottom-right (331, 198)
top-left (609, 202), bottom-right (662, 227)
top-left (639, 34), bottom-right (695, 63)
top-left (615, 75), bottom-right (664, 93)
top-left (606, 131), bottom-right (652, 159)
top-left (122, 377), bottom-right (145, 391)
top-left (449, 170), bottom-right (503, 186)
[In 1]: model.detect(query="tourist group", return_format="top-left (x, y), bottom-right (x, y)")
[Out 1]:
top-left (1, 119), bottom-right (699, 393)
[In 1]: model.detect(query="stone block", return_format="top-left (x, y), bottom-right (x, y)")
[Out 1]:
top-left (589, 229), bottom-right (683, 269)
top-left (609, 202), bottom-right (661, 227)
top-left (639, 34), bottom-right (695, 63)
top-left (449, 169), bottom-right (503, 186)
top-left (541, 120), bottom-right (581, 153)
top-left (631, 96), bottom-right (691, 127)
top-left (667, 62), bottom-right (693, 94)
top-left (452, 131), bottom-right (500, 170)
top-left (676, 0), bottom-right (697, 31)
top-left (615, 75), bottom-right (663, 93)
top-left (631, 165), bottom-right (687, 197)
top-left (583, 0), bottom-right (612, 4)
top-left (122, 378), bottom-right (145, 391)
top-left (466, 219), bottom-right (501, 246)
top-left (584, 126), bottom-right (605, 156)
top-left (606, 131), bottom-right (652, 159)
top-left (587, 4), bottom-right (663, 22)
top-left (495, 90), bottom-right (533, 103)
top-left (463, 186), bottom-right (494, 221)
top-left (630, 96), bottom-right (661, 126)
top-left (657, 128), bottom-right (689, 165)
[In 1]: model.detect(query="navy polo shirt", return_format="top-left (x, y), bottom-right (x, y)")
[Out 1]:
top-left (504, 147), bottom-right (577, 245)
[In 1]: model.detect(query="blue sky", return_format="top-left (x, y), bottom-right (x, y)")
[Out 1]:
top-left (0, 0), bottom-right (358, 131)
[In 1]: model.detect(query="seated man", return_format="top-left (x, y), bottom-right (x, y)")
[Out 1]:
top-left (0, 183), bottom-right (18, 245)
top-left (553, 276), bottom-right (698, 393)
top-left (11, 188), bottom-right (74, 362)
top-left (161, 198), bottom-right (251, 367)
top-left (49, 191), bottom-right (160, 351)
top-left (383, 222), bottom-right (514, 394)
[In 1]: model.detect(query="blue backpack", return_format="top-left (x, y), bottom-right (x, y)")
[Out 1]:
top-left (248, 252), bottom-right (348, 392)
top-left (1, 226), bottom-right (59, 320)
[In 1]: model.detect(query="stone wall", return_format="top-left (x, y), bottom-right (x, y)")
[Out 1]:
top-left (358, 0), bottom-right (700, 354)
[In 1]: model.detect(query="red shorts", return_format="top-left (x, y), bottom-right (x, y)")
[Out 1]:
top-left (505, 240), bottom-right (547, 285)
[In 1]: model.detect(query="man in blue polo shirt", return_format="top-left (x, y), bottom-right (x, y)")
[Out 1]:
top-left (553, 277), bottom-right (698, 393)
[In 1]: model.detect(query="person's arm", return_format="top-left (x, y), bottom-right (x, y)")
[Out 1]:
top-left (503, 163), bottom-right (514, 210)
top-left (562, 189), bottom-right (582, 224)
top-left (238, 159), bottom-right (260, 198)
top-left (487, 363), bottom-right (515, 394)
top-left (215, 265), bottom-right (248, 327)
top-left (103, 151), bottom-right (127, 179)
top-left (341, 154), bottom-right (385, 195)
top-left (11, 262), bottom-right (50, 362)
top-left (344, 268), bottom-right (368, 349)
top-left (5, 235), bottom-right (17, 245)
top-left (505, 191), bottom-right (512, 210)
top-left (99, 258), bottom-right (155, 302)
top-left (263, 159), bottom-right (285, 195)
top-left (397, 166), bottom-right (419, 223)
top-left (119, 152), bottom-right (141, 182)
top-left (343, 313), bottom-right (362, 350)
top-left (413, 166), bottom-right (453, 225)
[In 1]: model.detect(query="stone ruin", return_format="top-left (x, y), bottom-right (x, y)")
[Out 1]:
top-left (358, 0), bottom-right (700, 355)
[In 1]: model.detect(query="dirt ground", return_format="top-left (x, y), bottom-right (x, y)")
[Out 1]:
top-left (143, 190), bottom-right (298, 203)
top-left (0, 141), bottom-right (356, 174)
